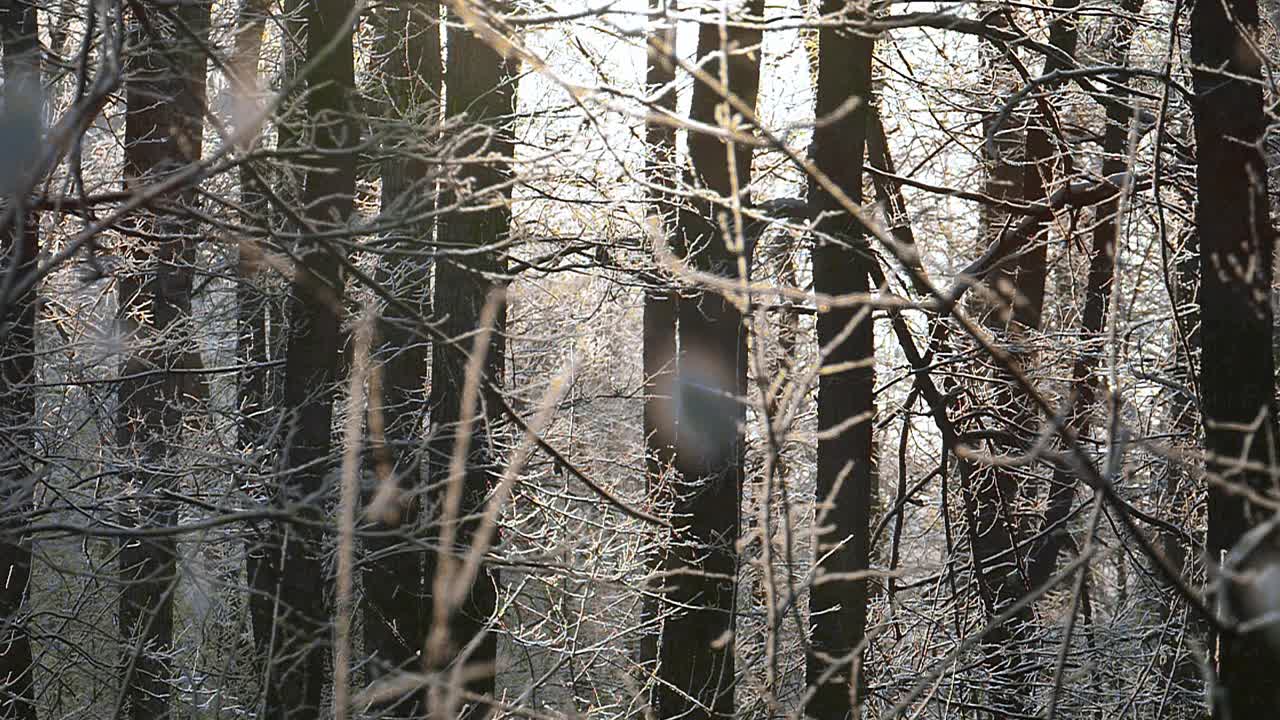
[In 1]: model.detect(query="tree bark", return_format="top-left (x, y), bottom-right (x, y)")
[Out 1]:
top-left (226, 0), bottom-right (285, 693)
top-left (1028, 0), bottom-right (1140, 590)
top-left (116, 3), bottom-right (210, 718)
top-left (640, 0), bottom-right (678, 677)
top-left (0, 2), bottom-right (42, 717)
top-left (656, 1), bottom-right (762, 717)
top-left (266, 0), bottom-right (358, 716)
top-left (1190, 0), bottom-right (1280, 713)
top-left (804, 2), bottom-right (875, 716)
top-left (363, 3), bottom-right (442, 715)
top-left (422, 10), bottom-right (516, 715)
top-left (959, 3), bottom-right (1076, 711)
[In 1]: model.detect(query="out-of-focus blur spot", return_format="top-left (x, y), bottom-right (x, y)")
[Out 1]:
top-left (651, 343), bottom-right (740, 471)
top-left (0, 68), bottom-right (42, 197)
top-left (1223, 518), bottom-right (1280, 651)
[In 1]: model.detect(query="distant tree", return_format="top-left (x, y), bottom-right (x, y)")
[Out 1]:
top-left (362, 1), bottom-right (442, 714)
top-left (1027, 0), bottom-right (1137, 591)
top-left (1161, 142), bottom-right (1204, 701)
top-left (958, 2), bottom-right (1077, 710)
top-left (115, 3), bottom-right (211, 717)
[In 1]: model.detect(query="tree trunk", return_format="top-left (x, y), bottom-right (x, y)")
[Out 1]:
top-left (1190, 0), bottom-right (1280, 712)
top-left (640, 0), bottom-right (678, 676)
top-left (656, 1), bottom-right (762, 716)
top-left (1160, 222), bottom-right (1205, 710)
top-left (226, 0), bottom-right (285, 692)
top-left (244, 0), bottom-right (303, 689)
top-left (1157, 120), bottom-right (1205, 702)
top-left (1028, 0), bottom-right (1141, 590)
top-left (804, 1), bottom-right (875, 716)
top-left (957, 3), bottom-right (1076, 711)
top-left (116, 3), bottom-right (210, 718)
top-left (266, 0), bottom-right (358, 716)
top-left (422, 11), bottom-right (516, 715)
top-left (0, 2), bottom-right (42, 716)
top-left (363, 3), bottom-right (442, 715)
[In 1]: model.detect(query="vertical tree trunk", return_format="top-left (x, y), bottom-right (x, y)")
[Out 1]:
top-left (804, 2), bottom-right (875, 716)
top-left (230, 0), bottom-right (271, 458)
top-left (266, 0), bottom-right (358, 716)
top-left (0, 2), bottom-right (42, 717)
top-left (1027, 0), bottom-right (1140, 589)
top-left (1160, 222), bottom-right (1204, 706)
top-left (640, 0), bottom-right (678, 676)
top-left (363, 3), bottom-right (442, 715)
top-left (656, 1), bottom-right (762, 717)
top-left (226, 0), bottom-right (284, 688)
top-left (244, 0), bottom-right (305, 686)
top-left (1190, 0), bottom-right (1280, 713)
top-left (116, 3), bottom-right (210, 718)
top-left (423, 10), bottom-right (516, 715)
top-left (958, 3), bottom-right (1076, 711)
top-left (1159, 112), bottom-right (1206, 697)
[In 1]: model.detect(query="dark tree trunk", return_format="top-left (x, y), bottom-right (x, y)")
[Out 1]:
top-left (1160, 223), bottom-right (1205, 705)
top-left (243, 0), bottom-right (303, 688)
top-left (866, 107), bottom-right (917, 261)
top-left (640, 0), bottom-right (678, 676)
top-left (656, 2), bottom-right (762, 717)
top-left (1028, 0), bottom-right (1140, 590)
top-left (0, 2), bottom-right (41, 717)
top-left (421, 12), bottom-right (516, 715)
top-left (362, 2), bottom-right (442, 716)
top-left (1190, 0), bottom-right (1280, 713)
top-left (804, 2), bottom-right (875, 716)
top-left (226, 0), bottom-right (285, 690)
top-left (957, 2), bottom-right (1076, 711)
top-left (1159, 111), bottom-right (1206, 699)
top-left (265, 0), bottom-right (358, 716)
top-left (116, 3), bottom-right (210, 718)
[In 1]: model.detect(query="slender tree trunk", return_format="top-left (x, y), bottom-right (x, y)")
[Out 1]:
top-left (1157, 116), bottom-right (1207, 703)
top-left (1159, 222), bottom-right (1205, 709)
top-left (1028, 0), bottom-right (1140, 589)
top-left (804, 1), bottom-right (875, 716)
top-left (226, 0), bottom-right (285, 689)
top-left (362, 3), bottom-right (442, 715)
top-left (640, 0), bottom-right (678, 676)
top-left (274, 0), bottom-right (307, 195)
top-left (116, 3), bottom-right (210, 718)
top-left (266, 0), bottom-right (358, 716)
top-left (422, 11), bottom-right (516, 715)
top-left (656, 1), bottom-right (762, 716)
top-left (1190, 0), bottom-right (1280, 713)
top-left (866, 108), bottom-right (917, 262)
top-left (244, 0), bottom-right (303, 684)
top-left (956, 3), bottom-right (1076, 711)
top-left (0, 3), bottom-right (42, 717)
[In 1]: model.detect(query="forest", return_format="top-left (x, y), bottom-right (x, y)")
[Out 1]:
top-left (1, 0), bottom-right (1278, 717)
